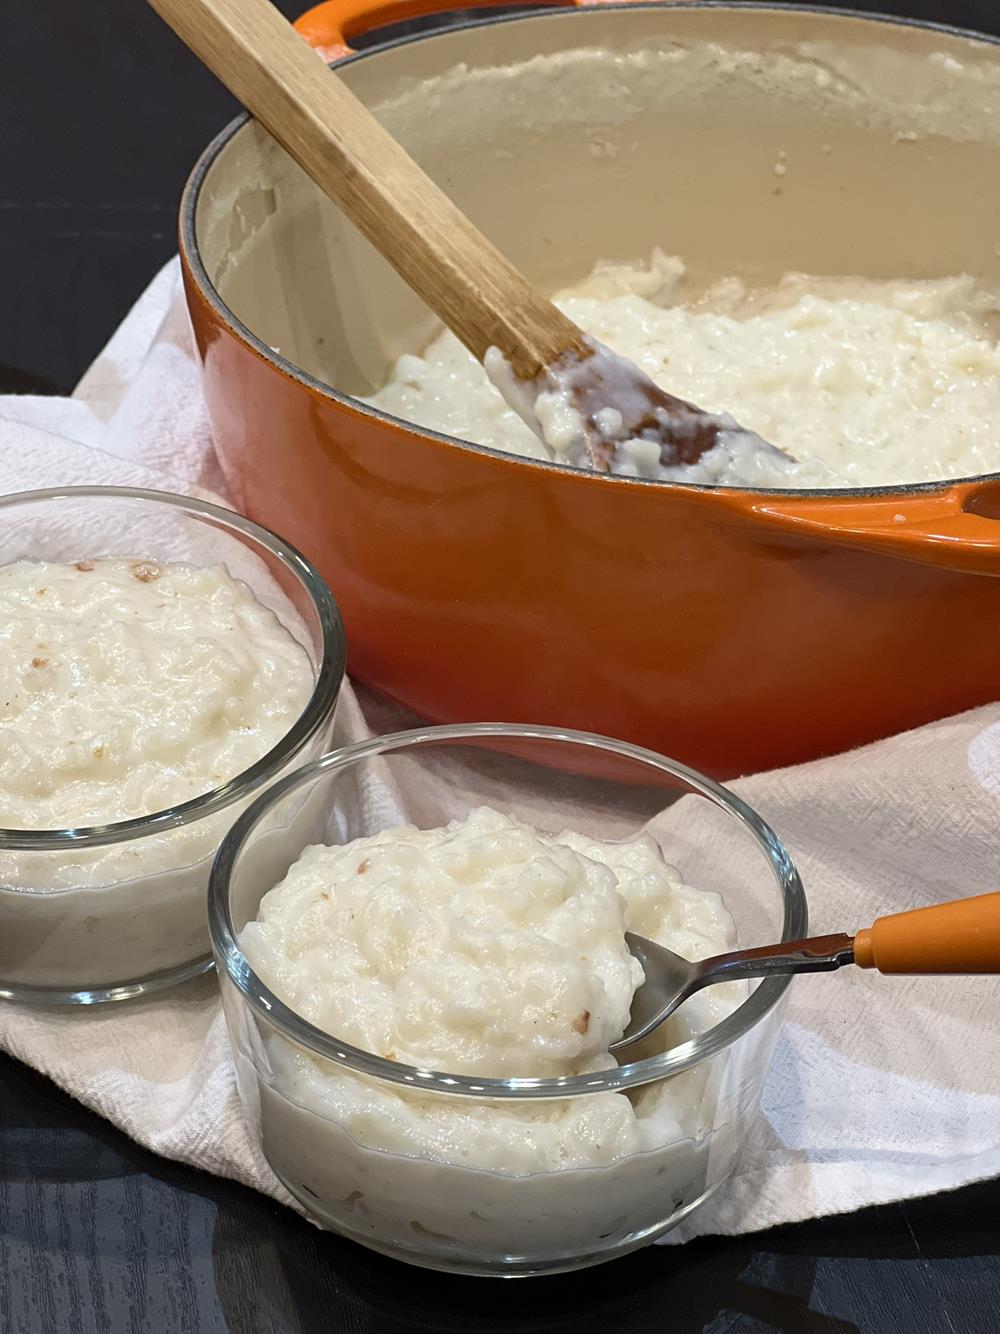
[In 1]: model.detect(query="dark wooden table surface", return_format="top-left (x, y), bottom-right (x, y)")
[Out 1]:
top-left (4, 1), bottom-right (999, 1330)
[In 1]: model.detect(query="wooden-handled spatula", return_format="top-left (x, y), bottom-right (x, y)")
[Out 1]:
top-left (149, 0), bottom-right (791, 476)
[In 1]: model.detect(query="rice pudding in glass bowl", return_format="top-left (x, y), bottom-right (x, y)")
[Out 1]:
top-left (0, 486), bottom-right (344, 1004)
top-left (210, 724), bottom-right (805, 1276)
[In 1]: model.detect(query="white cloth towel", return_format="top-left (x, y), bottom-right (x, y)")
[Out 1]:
top-left (1, 258), bottom-right (999, 1240)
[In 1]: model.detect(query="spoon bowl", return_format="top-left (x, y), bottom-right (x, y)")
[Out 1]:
top-left (611, 930), bottom-right (854, 1053)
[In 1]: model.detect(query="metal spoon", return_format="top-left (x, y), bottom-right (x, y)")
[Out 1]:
top-left (611, 890), bottom-right (1000, 1054)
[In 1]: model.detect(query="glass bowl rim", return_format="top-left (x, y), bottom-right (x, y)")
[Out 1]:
top-left (209, 722), bottom-right (807, 1099)
top-left (0, 485), bottom-right (346, 850)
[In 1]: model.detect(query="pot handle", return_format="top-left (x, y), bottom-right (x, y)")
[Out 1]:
top-left (751, 480), bottom-right (1000, 576)
top-left (295, 0), bottom-right (608, 61)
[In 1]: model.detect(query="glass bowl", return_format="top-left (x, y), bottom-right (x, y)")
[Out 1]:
top-left (0, 486), bottom-right (345, 1004)
top-left (210, 724), bottom-right (806, 1276)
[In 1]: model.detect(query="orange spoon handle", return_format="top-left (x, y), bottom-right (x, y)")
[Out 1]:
top-left (853, 891), bottom-right (1000, 974)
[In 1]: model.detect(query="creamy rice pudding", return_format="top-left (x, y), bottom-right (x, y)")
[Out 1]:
top-left (368, 253), bottom-right (1000, 487)
top-left (239, 807), bottom-right (745, 1258)
top-left (0, 557), bottom-right (314, 992)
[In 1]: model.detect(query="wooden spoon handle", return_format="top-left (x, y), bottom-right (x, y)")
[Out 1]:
top-left (148, 0), bottom-right (586, 378)
top-left (853, 891), bottom-right (1000, 974)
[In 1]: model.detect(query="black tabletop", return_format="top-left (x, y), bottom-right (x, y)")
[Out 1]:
top-left (3, 2), bottom-right (999, 1330)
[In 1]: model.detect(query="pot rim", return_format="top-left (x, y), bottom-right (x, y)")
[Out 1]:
top-left (179, 1), bottom-right (1000, 501)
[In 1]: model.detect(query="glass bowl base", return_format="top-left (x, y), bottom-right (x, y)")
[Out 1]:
top-left (0, 953), bottom-right (215, 1005)
top-left (273, 1164), bottom-right (726, 1277)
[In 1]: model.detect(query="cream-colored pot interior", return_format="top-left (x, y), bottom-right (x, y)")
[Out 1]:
top-left (193, 5), bottom-right (1000, 422)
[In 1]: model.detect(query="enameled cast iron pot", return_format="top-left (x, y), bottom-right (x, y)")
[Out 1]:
top-left (180, 1), bottom-right (1000, 778)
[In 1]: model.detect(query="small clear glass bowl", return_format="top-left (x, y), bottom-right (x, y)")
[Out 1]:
top-left (210, 724), bottom-right (806, 1277)
top-left (0, 486), bottom-right (345, 1005)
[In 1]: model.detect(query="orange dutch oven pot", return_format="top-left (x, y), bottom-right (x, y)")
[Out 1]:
top-left (179, 0), bottom-right (1000, 777)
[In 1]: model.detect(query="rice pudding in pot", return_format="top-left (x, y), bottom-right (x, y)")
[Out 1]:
top-left (368, 253), bottom-right (1000, 486)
